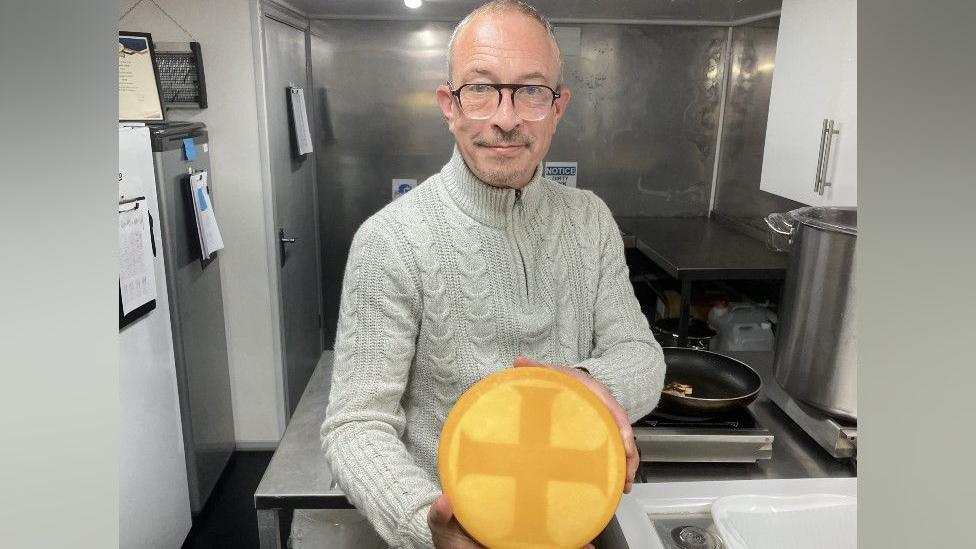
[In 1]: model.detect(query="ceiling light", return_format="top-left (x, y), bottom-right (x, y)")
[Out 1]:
top-left (405, 0), bottom-right (422, 9)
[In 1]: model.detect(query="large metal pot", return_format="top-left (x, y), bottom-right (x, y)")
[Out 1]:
top-left (766, 207), bottom-right (857, 421)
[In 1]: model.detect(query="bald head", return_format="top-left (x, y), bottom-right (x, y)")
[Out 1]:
top-left (447, 0), bottom-right (562, 87)
top-left (435, 0), bottom-right (571, 189)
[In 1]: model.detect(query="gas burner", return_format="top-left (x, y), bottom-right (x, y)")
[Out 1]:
top-left (670, 525), bottom-right (722, 549)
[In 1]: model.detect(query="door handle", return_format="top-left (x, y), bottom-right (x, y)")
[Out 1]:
top-left (278, 228), bottom-right (297, 266)
top-left (815, 118), bottom-right (841, 196)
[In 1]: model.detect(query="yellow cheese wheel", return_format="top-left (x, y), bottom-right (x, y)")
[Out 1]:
top-left (438, 366), bottom-right (625, 548)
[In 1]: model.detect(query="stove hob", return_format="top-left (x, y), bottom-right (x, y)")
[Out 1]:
top-left (637, 407), bottom-right (760, 428)
top-left (632, 408), bottom-right (773, 463)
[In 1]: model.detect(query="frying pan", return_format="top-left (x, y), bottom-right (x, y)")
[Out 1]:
top-left (654, 347), bottom-right (762, 418)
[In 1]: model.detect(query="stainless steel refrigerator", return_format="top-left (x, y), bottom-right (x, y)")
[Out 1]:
top-left (149, 122), bottom-right (235, 515)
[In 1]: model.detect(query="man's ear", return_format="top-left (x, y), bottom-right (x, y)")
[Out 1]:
top-left (435, 84), bottom-right (456, 128)
top-left (551, 87), bottom-right (571, 126)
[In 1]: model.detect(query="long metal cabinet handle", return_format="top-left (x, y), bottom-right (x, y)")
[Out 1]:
top-left (818, 119), bottom-right (839, 195)
top-left (814, 118), bottom-right (830, 192)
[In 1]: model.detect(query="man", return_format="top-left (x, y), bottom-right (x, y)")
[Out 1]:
top-left (320, 1), bottom-right (665, 547)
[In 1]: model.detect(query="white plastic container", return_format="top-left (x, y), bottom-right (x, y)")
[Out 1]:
top-left (709, 303), bottom-right (775, 352)
top-left (711, 494), bottom-right (857, 549)
top-left (723, 321), bottom-right (775, 352)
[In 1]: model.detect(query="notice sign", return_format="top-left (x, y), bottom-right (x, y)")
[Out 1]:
top-left (544, 162), bottom-right (577, 188)
top-left (392, 178), bottom-right (417, 201)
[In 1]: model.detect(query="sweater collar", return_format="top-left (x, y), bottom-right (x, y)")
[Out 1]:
top-left (440, 146), bottom-right (545, 227)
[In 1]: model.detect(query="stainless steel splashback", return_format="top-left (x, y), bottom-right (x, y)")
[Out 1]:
top-left (549, 24), bottom-right (727, 216)
top-left (713, 19), bottom-right (802, 235)
top-left (310, 21), bottom-right (457, 346)
top-left (310, 19), bottom-right (728, 344)
top-left (290, 0), bottom-right (782, 22)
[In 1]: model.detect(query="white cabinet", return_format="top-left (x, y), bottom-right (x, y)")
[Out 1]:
top-left (760, 0), bottom-right (857, 207)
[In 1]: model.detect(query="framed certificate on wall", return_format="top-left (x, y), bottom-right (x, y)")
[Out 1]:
top-left (119, 31), bottom-right (165, 122)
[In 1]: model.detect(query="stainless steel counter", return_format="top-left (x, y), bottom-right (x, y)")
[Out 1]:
top-left (615, 216), bottom-right (788, 347)
top-left (253, 355), bottom-right (347, 549)
top-left (254, 351), bottom-right (854, 548)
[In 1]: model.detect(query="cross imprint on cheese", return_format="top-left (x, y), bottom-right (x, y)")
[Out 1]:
top-left (456, 383), bottom-right (610, 545)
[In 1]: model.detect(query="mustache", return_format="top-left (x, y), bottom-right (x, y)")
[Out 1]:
top-left (474, 130), bottom-right (532, 147)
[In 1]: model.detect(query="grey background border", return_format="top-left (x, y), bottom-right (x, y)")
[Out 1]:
top-left (859, 0), bottom-right (976, 547)
top-left (0, 1), bottom-right (118, 547)
top-left (1, 1), bottom-right (975, 547)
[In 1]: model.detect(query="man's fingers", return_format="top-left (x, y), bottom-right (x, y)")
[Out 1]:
top-left (428, 494), bottom-right (454, 526)
top-left (594, 390), bottom-right (639, 493)
top-left (623, 432), bottom-right (638, 493)
top-left (512, 356), bottom-right (542, 368)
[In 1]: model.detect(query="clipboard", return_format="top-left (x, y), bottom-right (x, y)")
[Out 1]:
top-left (183, 172), bottom-right (216, 269)
top-left (119, 197), bottom-right (158, 330)
top-left (119, 289), bottom-right (156, 330)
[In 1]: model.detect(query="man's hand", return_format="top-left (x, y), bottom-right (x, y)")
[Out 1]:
top-left (428, 494), bottom-right (483, 548)
top-left (429, 493), bottom-right (595, 549)
top-left (513, 356), bottom-right (640, 494)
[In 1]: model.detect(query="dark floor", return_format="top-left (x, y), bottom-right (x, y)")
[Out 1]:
top-left (181, 451), bottom-right (274, 549)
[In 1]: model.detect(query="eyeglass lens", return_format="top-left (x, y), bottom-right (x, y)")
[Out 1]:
top-left (458, 84), bottom-right (555, 121)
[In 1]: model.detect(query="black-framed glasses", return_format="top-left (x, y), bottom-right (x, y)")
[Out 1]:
top-left (449, 83), bottom-right (561, 121)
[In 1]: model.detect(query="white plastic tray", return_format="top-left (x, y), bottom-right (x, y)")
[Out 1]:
top-left (711, 494), bottom-right (856, 549)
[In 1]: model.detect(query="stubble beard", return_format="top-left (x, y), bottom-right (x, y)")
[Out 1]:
top-left (471, 129), bottom-right (535, 189)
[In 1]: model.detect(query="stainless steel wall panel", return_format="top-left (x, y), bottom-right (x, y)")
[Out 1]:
top-left (311, 20), bottom-right (730, 344)
top-left (713, 19), bottom-right (803, 233)
top-left (549, 24), bottom-right (727, 216)
top-left (311, 21), bottom-right (457, 346)
top-left (291, 0), bottom-right (782, 23)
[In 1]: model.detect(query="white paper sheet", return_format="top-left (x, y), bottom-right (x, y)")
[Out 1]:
top-left (119, 201), bottom-right (157, 315)
top-left (190, 171), bottom-right (225, 258)
top-left (289, 86), bottom-right (313, 155)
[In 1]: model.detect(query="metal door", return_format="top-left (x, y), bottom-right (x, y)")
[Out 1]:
top-left (263, 15), bottom-right (323, 417)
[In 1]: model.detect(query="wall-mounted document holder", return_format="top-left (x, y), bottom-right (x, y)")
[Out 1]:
top-left (287, 83), bottom-right (313, 156)
top-left (155, 41), bottom-right (208, 110)
top-left (119, 196), bottom-right (157, 330)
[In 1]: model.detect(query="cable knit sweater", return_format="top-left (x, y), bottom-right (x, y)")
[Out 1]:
top-left (321, 148), bottom-right (665, 548)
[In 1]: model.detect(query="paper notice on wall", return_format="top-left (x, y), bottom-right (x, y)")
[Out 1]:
top-left (392, 178), bottom-right (417, 201)
top-left (190, 171), bottom-right (225, 258)
top-left (289, 86), bottom-right (313, 155)
top-left (118, 201), bottom-right (157, 315)
top-left (544, 161), bottom-right (578, 187)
